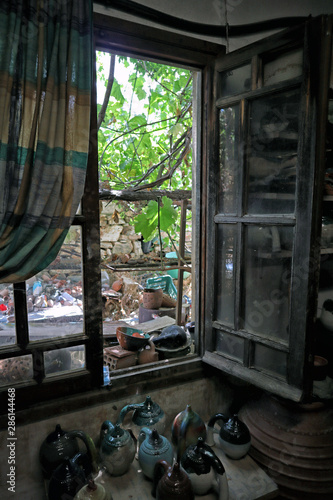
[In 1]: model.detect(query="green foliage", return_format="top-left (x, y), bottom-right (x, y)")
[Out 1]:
top-left (134, 196), bottom-right (178, 242)
top-left (96, 52), bottom-right (193, 246)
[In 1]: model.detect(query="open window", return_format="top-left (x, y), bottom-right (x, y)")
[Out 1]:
top-left (202, 15), bottom-right (333, 402)
top-left (0, 12), bottom-right (223, 414)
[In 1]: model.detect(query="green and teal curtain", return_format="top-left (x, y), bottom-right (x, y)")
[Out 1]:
top-left (0, 0), bottom-right (92, 283)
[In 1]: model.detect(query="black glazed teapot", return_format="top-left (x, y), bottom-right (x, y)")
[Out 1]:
top-left (207, 413), bottom-right (251, 459)
top-left (39, 424), bottom-right (98, 479)
top-left (180, 437), bottom-right (229, 499)
top-left (48, 454), bottom-right (89, 500)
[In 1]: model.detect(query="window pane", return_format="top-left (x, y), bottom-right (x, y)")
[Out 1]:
top-left (252, 344), bottom-right (287, 378)
top-left (215, 330), bottom-right (244, 362)
top-left (0, 355), bottom-right (33, 386)
top-left (0, 284), bottom-right (15, 346)
top-left (219, 106), bottom-right (240, 213)
top-left (216, 224), bottom-right (237, 327)
top-left (247, 89), bottom-right (300, 215)
top-left (44, 346), bottom-right (85, 377)
top-left (244, 225), bottom-right (290, 342)
top-left (263, 49), bottom-right (303, 86)
top-left (28, 226), bottom-right (84, 341)
top-left (220, 64), bottom-right (251, 97)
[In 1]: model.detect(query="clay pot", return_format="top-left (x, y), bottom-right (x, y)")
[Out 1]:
top-left (138, 341), bottom-right (159, 365)
top-left (239, 394), bottom-right (333, 499)
top-left (142, 288), bottom-right (163, 309)
top-left (171, 405), bottom-right (207, 460)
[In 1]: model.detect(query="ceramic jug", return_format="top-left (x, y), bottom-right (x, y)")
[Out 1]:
top-left (39, 423), bottom-right (98, 479)
top-left (48, 454), bottom-right (89, 500)
top-left (74, 479), bottom-right (111, 500)
top-left (171, 404), bottom-right (206, 460)
top-left (138, 340), bottom-right (159, 365)
top-left (99, 421), bottom-right (135, 476)
top-left (152, 460), bottom-right (194, 500)
top-left (207, 413), bottom-right (251, 459)
top-left (180, 437), bottom-right (229, 499)
top-left (138, 427), bottom-right (174, 480)
top-left (117, 395), bottom-right (166, 437)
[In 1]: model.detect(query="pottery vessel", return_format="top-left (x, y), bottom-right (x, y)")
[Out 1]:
top-left (138, 427), bottom-right (174, 479)
top-left (138, 340), bottom-right (159, 365)
top-left (117, 395), bottom-right (166, 438)
top-left (171, 404), bottom-right (207, 459)
top-left (39, 423), bottom-right (98, 479)
top-left (152, 460), bottom-right (194, 500)
top-left (180, 437), bottom-right (229, 499)
top-left (48, 455), bottom-right (88, 500)
top-left (74, 479), bottom-right (110, 500)
top-left (99, 421), bottom-right (135, 476)
top-left (142, 288), bottom-right (163, 309)
top-left (207, 413), bottom-right (251, 460)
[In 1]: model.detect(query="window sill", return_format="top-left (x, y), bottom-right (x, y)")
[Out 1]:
top-left (0, 355), bottom-right (207, 429)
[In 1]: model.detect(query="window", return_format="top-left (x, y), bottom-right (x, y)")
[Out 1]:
top-left (202, 15), bottom-right (333, 402)
top-left (1, 12), bottom-right (330, 416)
top-left (0, 12), bottom-right (223, 414)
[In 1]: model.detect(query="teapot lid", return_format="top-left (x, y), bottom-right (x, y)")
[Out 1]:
top-left (103, 423), bottom-right (129, 448)
top-left (46, 424), bottom-right (66, 443)
top-left (181, 437), bottom-right (225, 475)
top-left (220, 414), bottom-right (251, 445)
top-left (74, 479), bottom-right (107, 500)
top-left (132, 396), bottom-right (163, 425)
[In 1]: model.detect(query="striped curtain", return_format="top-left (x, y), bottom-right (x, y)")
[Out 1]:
top-left (0, 0), bottom-right (92, 283)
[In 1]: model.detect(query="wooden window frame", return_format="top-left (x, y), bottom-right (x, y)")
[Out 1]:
top-left (0, 13), bottom-right (223, 422)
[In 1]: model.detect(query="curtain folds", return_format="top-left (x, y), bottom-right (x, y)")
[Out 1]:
top-left (0, 0), bottom-right (92, 283)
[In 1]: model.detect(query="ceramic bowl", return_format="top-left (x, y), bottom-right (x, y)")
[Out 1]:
top-left (116, 327), bottom-right (150, 351)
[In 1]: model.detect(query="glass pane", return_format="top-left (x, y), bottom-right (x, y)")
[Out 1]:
top-left (216, 330), bottom-right (244, 362)
top-left (216, 224), bottom-right (237, 327)
top-left (28, 226), bottom-right (84, 341)
top-left (247, 89), bottom-right (300, 214)
top-left (0, 355), bottom-right (33, 386)
top-left (220, 64), bottom-right (251, 97)
top-left (253, 344), bottom-right (287, 378)
top-left (264, 49), bottom-right (303, 86)
top-left (244, 225), bottom-right (290, 341)
top-left (219, 106), bottom-right (240, 213)
top-left (0, 284), bottom-right (15, 346)
top-left (44, 346), bottom-right (85, 377)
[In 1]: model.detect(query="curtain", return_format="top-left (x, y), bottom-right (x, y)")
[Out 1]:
top-left (0, 0), bottom-right (92, 283)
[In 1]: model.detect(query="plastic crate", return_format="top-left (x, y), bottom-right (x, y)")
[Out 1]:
top-left (146, 275), bottom-right (177, 299)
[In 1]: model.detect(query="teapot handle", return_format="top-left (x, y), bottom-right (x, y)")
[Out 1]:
top-left (206, 413), bottom-right (228, 447)
top-left (70, 451), bottom-right (93, 479)
top-left (138, 426), bottom-right (151, 447)
top-left (198, 440), bottom-right (226, 476)
top-left (116, 402), bottom-right (144, 424)
top-left (67, 430), bottom-right (98, 474)
top-left (151, 459), bottom-right (169, 498)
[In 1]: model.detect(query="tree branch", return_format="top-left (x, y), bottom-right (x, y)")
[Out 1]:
top-left (97, 53), bottom-right (116, 130)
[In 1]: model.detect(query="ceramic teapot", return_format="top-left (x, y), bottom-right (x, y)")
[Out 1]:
top-left (99, 421), bottom-right (135, 476)
top-left (138, 427), bottom-right (174, 480)
top-left (207, 413), bottom-right (251, 459)
top-left (152, 460), bottom-right (194, 500)
top-left (48, 454), bottom-right (89, 500)
top-left (171, 404), bottom-right (206, 460)
top-left (74, 479), bottom-right (111, 500)
top-left (39, 423), bottom-right (98, 479)
top-left (180, 437), bottom-right (229, 499)
top-left (117, 395), bottom-right (166, 437)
